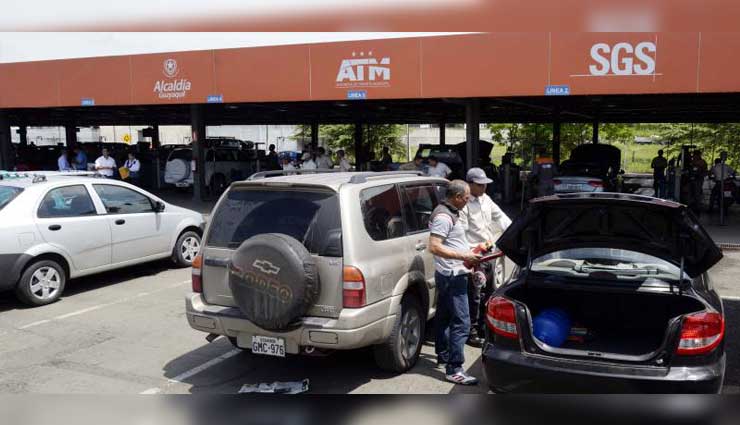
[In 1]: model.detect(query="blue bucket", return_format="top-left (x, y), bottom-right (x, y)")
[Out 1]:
top-left (533, 308), bottom-right (571, 348)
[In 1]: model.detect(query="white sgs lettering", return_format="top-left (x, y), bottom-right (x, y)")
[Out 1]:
top-left (589, 42), bottom-right (656, 76)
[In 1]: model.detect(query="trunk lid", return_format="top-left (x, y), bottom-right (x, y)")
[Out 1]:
top-left (497, 193), bottom-right (722, 278)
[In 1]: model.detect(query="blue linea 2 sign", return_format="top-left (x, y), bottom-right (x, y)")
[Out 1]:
top-left (347, 90), bottom-right (367, 100)
top-left (545, 85), bottom-right (570, 96)
top-left (206, 94), bottom-right (224, 103)
top-left (81, 98), bottom-right (95, 106)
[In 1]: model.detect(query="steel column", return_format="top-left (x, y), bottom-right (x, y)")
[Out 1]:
top-left (465, 99), bottom-right (480, 170)
top-left (191, 105), bottom-right (207, 201)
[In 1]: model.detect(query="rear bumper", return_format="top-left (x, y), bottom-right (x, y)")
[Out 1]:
top-left (185, 292), bottom-right (399, 354)
top-left (0, 253), bottom-right (31, 291)
top-left (483, 345), bottom-right (725, 393)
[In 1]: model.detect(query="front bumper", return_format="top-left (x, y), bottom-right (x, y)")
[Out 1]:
top-left (483, 345), bottom-right (725, 393)
top-left (185, 292), bottom-right (399, 354)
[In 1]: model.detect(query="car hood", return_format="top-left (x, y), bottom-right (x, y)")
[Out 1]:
top-left (496, 193), bottom-right (722, 277)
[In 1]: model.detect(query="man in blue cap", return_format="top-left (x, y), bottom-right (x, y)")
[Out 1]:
top-left (459, 167), bottom-right (512, 347)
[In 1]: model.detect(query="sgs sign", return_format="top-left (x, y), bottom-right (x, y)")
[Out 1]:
top-left (588, 42), bottom-right (657, 76)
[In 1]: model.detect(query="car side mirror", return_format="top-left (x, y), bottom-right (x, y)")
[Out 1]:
top-left (155, 201), bottom-right (166, 213)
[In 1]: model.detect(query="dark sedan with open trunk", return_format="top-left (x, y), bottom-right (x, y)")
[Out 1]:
top-left (483, 193), bottom-right (726, 393)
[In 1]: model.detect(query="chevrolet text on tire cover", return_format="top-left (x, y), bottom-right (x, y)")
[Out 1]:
top-left (229, 233), bottom-right (320, 330)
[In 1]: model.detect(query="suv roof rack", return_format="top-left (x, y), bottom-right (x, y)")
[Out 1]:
top-left (248, 169), bottom-right (338, 180)
top-left (348, 171), bottom-right (425, 184)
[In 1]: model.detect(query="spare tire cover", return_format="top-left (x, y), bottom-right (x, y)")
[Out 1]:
top-left (229, 233), bottom-right (320, 330)
top-left (165, 159), bottom-right (190, 183)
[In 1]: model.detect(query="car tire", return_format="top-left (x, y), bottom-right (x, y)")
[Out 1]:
top-left (15, 259), bottom-right (66, 306)
top-left (374, 295), bottom-right (425, 373)
top-left (173, 231), bottom-right (201, 267)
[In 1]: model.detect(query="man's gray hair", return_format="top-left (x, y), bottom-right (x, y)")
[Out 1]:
top-left (446, 179), bottom-right (469, 199)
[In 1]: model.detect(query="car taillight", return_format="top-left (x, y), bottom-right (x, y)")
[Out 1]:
top-left (486, 296), bottom-right (518, 339)
top-left (587, 180), bottom-right (604, 188)
top-left (676, 311), bottom-right (725, 356)
top-left (343, 266), bottom-right (366, 308)
top-left (553, 179), bottom-right (562, 185)
top-left (192, 254), bottom-right (203, 293)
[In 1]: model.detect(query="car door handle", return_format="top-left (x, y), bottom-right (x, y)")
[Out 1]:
top-left (115, 219), bottom-right (126, 225)
top-left (415, 243), bottom-right (427, 251)
top-left (48, 224), bottom-right (62, 231)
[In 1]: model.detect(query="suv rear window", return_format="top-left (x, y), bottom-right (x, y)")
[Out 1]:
top-left (206, 187), bottom-right (342, 257)
top-left (0, 186), bottom-right (23, 211)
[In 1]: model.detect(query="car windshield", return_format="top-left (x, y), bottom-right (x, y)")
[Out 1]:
top-left (531, 248), bottom-right (689, 282)
top-left (0, 186), bottom-right (23, 211)
top-left (206, 187), bottom-right (342, 256)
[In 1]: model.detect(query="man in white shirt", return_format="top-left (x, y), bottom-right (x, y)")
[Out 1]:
top-left (316, 147), bottom-right (333, 169)
top-left (281, 156), bottom-right (297, 175)
top-left (94, 148), bottom-right (117, 178)
top-left (458, 167), bottom-right (512, 347)
top-left (57, 149), bottom-right (72, 171)
top-left (337, 149), bottom-right (352, 172)
top-left (427, 155), bottom-right (452, 178)
top-left (300, 152), bottom-right (317, 170)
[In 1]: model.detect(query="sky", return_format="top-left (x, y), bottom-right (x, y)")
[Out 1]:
top-left (0, 32), bottom-right (461, 63)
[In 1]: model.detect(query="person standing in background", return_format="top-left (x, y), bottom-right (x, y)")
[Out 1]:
top-left (73, 147), bottom-right (88, 171)
top-left (650, 150), bottom-right (668, 198)
top-left (267, 144), bottom-right (280, 170)
top-left (123, 152), bottom-right (141, 186)
top-left (94, 148), bottom-right (117, 178)
top-left (57, 149), bottom-right (72, 171)
top-left (336, 149), bottom-right (352, 172)
top-left (427, 155), bottom-right (452, 178)
top-left (316, 147), bottom-right (333, 169)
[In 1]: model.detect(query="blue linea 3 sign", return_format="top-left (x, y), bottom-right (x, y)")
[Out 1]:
top-left (206, 94), bottom-right (224, 103)
top-left (81, 98), bottom-right (95, 106)
top-left (545, 85), bottom-right (570, 96)
top-left (347, 90), bottom-right (367, 100)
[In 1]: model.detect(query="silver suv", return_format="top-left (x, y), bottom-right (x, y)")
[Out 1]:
top-left (186, 171), bottom-right (448, 372)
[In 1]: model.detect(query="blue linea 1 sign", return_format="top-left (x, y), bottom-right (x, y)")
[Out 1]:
top-left (347, 90), bottom-right (367, 100)
top-left (545, 85), bottom-right (570, 96)
top-left (81, 98), bottom-right (95, 106)
top-left (206, 94), bottom-right (224, 103)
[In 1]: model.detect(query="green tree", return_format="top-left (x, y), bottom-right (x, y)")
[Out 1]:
top-left (292, 124), bottom-right (406, 162)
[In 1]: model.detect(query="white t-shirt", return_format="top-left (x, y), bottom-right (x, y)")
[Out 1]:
top-left (428, 162), bottom-right (451, 178)
top-left (95, 156), bottom-right (117, 177)
top-left (316, 155), bottom-right (333, 170)
top-left (301, 159), bottom-right (317, 170)
top-left (338, 158), bottom-right (351, 172)
top-left (711, 163), bottom-right (735, 179)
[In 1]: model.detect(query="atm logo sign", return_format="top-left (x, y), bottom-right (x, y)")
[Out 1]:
top-left (574, 41), bottom-right (658, 78)
top-left (153, 59), bottom-right (192, 100)
top-left (336, 51), bottom-right (391, 88)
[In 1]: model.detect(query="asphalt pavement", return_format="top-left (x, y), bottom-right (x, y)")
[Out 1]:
top-left (0, 252), bottom-right (738, 394)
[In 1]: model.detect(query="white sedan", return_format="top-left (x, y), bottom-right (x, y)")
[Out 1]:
top-left (0, 172), bottom-right (204, 306)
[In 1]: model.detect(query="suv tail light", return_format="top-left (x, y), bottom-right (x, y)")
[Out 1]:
top-left (553, 179), bottom-right (562, 185)
top-left (676, 311), bottom-right (725, 356)
top-left (486, 296), bottom-right (518, 339)
top-left (587, 180), bottom-right (604, 188)
top-left (343, 266), bottom-right (366, 308)
top-left (192, 254), bottom-right (203, 293)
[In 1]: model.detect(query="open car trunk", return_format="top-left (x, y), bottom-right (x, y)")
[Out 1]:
top-left (505, 282), bottom-right (706, 361)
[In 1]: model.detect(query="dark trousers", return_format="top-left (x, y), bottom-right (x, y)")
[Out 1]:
top-left (435, 272), bottom-right (471, 375)
top-left (468, 262), bottom-right (493, 336)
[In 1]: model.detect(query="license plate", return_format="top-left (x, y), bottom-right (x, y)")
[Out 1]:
top-left (175, 182), bottom-right (191, 188)
top-left (252, 335), bottom-right (286, 357)
top-left (724, 191), bottom-right (733, 197)
top-left (563, 184), bottom-right (582, 191)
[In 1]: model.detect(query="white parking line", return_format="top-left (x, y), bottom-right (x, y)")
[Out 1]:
top-left (139, 348), bottom-right (242, 395)
top-left (17, 280), bottom-right (190, 330)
